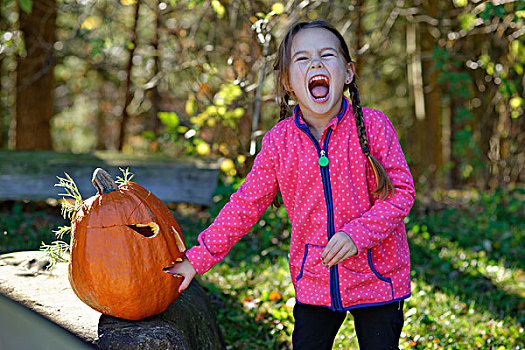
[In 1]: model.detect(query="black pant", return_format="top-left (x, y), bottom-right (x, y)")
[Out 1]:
top-left (292, 301), bottom-right (404, 350)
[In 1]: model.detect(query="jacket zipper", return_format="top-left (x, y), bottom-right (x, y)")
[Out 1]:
top-left (299, 126), bottom-right (343, 310)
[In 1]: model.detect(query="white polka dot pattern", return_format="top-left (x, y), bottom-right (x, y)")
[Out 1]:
top-left (186, 97), bottom-right (416, 310)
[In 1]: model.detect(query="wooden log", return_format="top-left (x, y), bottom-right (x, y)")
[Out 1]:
top-left (0, 151), bottom-right (219, 205)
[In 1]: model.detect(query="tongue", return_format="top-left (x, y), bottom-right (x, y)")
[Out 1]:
top-left (311, 85), bottom-right (329, 98)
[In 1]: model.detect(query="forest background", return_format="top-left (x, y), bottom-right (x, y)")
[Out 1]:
top-left (1, 0), bottom-right (524, 348)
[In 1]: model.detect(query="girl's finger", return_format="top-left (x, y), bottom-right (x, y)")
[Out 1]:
top-left (322, 235), bottom-right (344, 260)
top-left (323, 241), bottom-right (344, 266)
top-left (321, 243), bottom-right (337, 264)
top-left (326, 249), bottom-right (344, 267)
top-left (178, 274), bottom-right (192, 293)
top-left (329, 249), bottom-right (353, 267)
top-left (321, 241), bottom-right (333, 260)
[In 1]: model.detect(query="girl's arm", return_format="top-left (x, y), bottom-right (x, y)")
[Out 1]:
top-left (184, 133), bottom-right (279, 275)
top-left (340, 110), bottom-right (416, 255)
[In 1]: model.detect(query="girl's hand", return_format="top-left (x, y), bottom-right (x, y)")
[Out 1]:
top-left (164, 258), bottom-right (197, 293)
top-left (321, 232), bottom-right (358, 268)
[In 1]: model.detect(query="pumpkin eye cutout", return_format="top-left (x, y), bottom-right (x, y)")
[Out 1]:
top-left (127, 223), bottom-right (160, 238)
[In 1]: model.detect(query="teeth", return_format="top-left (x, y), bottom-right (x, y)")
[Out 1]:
top-left (309, 75), bottom-right (329, 84)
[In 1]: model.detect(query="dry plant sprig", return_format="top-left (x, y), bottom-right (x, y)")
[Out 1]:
top-left (42, 173), bottom-right (85, 268)
top-left (40, 241), bottom-right (70, 270)
top-left (53, 225), bottom-right (71, 240)
top-left (55, 173), bottom-right (83, 220)
top-left (115, 167), bottom-right (135, 186)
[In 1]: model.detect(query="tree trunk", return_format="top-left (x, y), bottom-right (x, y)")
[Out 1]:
top-left (149, 1), bottom-right (161, 137)
top-left (410, 1), bottom-right (443, 187)
top-left (117, 0), bottom-right (140, 151)
top-left (420, 35), bottom-right (443, 185)
top-left (249, 37), bottom-right (269, 156)
top-left (15, 0), bottom-right (56, 150)
top-left (0, 54), bottom-right (4, 149)
top-left (95, 70), bottom-right (107, 150)
top-left (354, 0), bottom-right (365, 74)
top-left (449, 96), bottom-right (460, 186)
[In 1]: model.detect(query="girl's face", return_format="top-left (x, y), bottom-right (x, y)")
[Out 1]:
top-left (286, 27), bottom-right (354, 122)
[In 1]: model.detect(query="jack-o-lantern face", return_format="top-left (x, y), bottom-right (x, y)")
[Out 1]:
top-left (68, 168), bottom-right (186, 321)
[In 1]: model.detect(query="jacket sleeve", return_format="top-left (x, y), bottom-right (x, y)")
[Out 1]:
top-left (185, 132), bottom-right (279, 274)
top-left (341, 109), bottom-right (416, 254)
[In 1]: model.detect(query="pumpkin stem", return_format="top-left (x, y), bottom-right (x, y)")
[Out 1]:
top-left (92, 168), bottom-right (118, 195)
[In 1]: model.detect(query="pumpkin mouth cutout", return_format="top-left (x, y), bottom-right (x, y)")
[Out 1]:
top-left (163, 257), bottom-right (184, 277)
top-left (127, 223), bottom-right (160, 238)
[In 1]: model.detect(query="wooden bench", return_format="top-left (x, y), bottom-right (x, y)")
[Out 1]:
top-left (0, 151), bottom-right (220, 205)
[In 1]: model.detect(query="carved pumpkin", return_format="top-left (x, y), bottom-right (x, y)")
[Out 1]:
top-left (68, 168), bottom-right (186, 320)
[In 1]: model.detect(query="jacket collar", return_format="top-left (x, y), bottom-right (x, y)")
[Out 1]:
top-left (293, 96), bottom-right (350, 133)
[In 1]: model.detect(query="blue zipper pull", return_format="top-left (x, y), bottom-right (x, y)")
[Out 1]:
top-left (318, 150), bottom-right (329, 167)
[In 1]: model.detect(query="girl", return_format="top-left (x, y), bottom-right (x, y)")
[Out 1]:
top-left (168, 20), bottom-right (416, 350)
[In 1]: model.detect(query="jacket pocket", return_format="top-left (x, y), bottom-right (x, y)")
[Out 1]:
top-left (366, 249), bottom-right (393, 287)
top-left (339, 249), bottom-right (394, 304)
top-left (367, 248), bottom-right (394, 299)
top-left (294, 244), bottom-right (331, 306)
top-left (296, 244), bottom-right (325, 281)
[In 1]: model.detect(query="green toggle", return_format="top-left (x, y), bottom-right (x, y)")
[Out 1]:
top-left (318, 156), bottom-right (329, 167)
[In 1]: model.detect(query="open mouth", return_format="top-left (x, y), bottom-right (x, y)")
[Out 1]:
top-left (308, 75), bottom-right (330, 103)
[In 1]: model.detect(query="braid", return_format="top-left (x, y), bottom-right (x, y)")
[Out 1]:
top-left (279, 93), bottom-right (290, 122)
top-left (348, 81), bottom-right (395, 200)
top-left (272, 93), bottom-right (291, 208)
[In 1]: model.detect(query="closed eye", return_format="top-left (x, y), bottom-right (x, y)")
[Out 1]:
top-left (295, 56), bottom-right (308, 62)
top-left (322, 53), bottom-right (335, 58)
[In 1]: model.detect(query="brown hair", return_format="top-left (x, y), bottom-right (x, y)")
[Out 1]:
top-left (272, 21), bottom-right (394, 205)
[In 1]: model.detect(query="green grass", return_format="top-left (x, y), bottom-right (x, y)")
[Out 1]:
top-left (1, 187), bottom-right (523, 349)
top-left (0, 201), bottom-right (68, 254)
top-left (183, 186), bottom-right (525, 349)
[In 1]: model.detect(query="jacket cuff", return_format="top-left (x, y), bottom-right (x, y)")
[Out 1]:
top-left (185, 246), bottom-right (218, 275)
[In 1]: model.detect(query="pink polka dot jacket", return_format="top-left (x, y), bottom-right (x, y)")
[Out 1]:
top-left (186, 97), bottom-right (416, 311)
